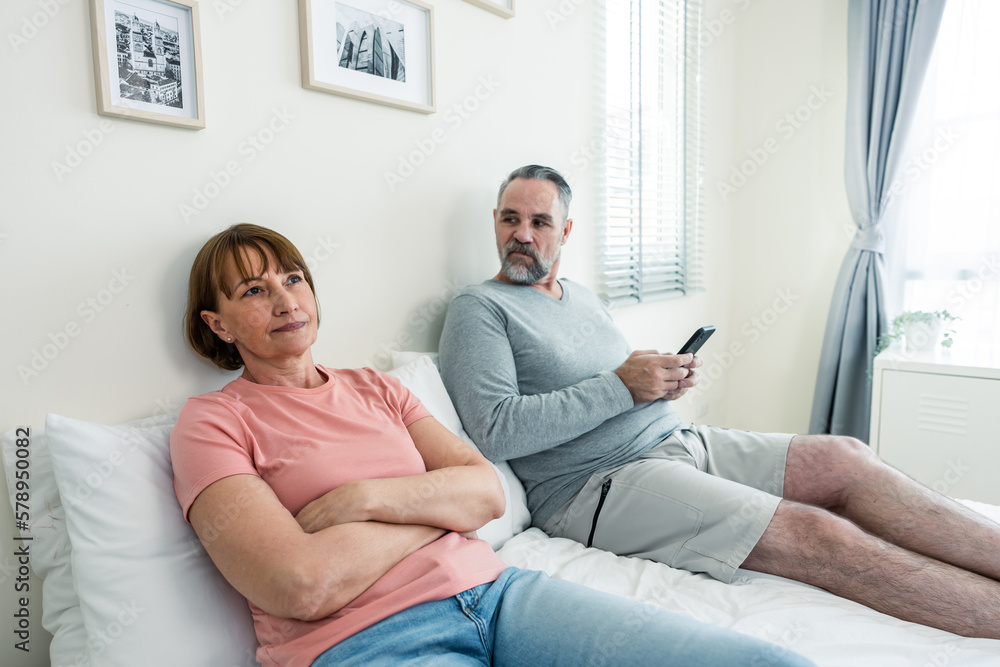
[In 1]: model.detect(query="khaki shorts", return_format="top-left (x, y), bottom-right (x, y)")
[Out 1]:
top-left (541, 424), bottom-right (792, 583)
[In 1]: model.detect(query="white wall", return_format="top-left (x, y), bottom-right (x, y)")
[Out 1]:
top-left (0, 1), bottom-right (852, 665)
top-left (720, 0), bottom-right (852, 433)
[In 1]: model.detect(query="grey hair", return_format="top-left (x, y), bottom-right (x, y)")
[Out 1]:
top-left (496, 165), bottom-right (573, 219)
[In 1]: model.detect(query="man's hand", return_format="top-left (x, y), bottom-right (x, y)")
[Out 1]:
top-left (663, 353), bottom-right (701, 401)
top-left (614, 350), bottom-right (698, 404)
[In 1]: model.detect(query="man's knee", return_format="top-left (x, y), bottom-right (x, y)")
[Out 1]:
top-left (786, 435), bottom-right (875, 504)
top-left (829, 434), bottom-right (877, 465)
top-left (792, 434), bottom-right (877, 470)
top-left (751, 501), bottom-right (867, 568)
top-left (771, 502), bottom-right (851, 543)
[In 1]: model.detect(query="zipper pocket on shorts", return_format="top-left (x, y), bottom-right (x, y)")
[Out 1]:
top-left (586, 479), bottom-right (613, 548)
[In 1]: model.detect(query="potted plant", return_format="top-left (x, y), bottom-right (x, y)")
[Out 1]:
top-left (876, 310), bottom-right (959, 355)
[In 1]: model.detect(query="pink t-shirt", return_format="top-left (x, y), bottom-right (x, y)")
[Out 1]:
top-left (170, 366), bottom-right (507, 667)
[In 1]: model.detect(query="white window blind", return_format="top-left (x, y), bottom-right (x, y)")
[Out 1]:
top-left (598, 0), bottom-right (704, 305)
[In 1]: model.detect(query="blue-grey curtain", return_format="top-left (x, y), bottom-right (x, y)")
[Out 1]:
top-left (810, 0), bottom-right (946, 440)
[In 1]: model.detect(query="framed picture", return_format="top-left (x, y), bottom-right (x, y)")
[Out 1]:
top-left (462, 0), bottom-right (514, 19)
top-left (299, 0), bottom-right (435, 114)
top-left (89, 0), bottom-right (205, 130)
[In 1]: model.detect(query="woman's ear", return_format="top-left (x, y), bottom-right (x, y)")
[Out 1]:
top-left (201, 310), bottom-right (229, 341)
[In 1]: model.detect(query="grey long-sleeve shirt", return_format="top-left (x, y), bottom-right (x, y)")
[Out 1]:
top-left (438, 279), bottom-right (682, 527)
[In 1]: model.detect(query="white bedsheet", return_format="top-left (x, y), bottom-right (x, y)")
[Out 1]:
top-left (496, 500), bottom-right (1000, 666)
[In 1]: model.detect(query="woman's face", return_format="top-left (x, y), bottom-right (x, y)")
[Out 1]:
top-left (201, 246), bottom-right (319, 370)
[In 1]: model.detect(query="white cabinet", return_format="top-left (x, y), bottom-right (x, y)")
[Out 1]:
top-left (870, 345), bottom-right (1000, 504)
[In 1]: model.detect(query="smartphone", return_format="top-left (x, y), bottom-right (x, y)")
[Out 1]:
top-left (677, 326), bottom-right (716, 356)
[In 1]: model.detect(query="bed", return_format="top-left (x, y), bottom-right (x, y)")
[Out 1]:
top-left (3, 352), bottom-right (999, 666)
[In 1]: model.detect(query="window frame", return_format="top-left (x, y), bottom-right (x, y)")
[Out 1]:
top-left (597, 0), bottom-right (705, 306)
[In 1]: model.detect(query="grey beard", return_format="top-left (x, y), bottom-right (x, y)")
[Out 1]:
top-left (499, 243), bottom-right (558, 285)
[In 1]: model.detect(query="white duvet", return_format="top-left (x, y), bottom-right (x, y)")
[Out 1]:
top-left (496, 500), bottom-right (1000, 666)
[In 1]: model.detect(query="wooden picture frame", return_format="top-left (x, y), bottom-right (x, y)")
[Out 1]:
top-left (462, 0), bottom-right (514, 19)
top-left (89, 0), bottom-right (205, 130)
top-left (299, 0), bottom-right (436, 114)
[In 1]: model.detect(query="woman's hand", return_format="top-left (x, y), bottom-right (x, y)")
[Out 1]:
top-left (295, 418), bottom-right (505, 536)
top-left (188, 474), bottom-right (447, 621)
top-left (383, 417), bottom-right (505, 532)
top-left (295, 482), bottom-right (369, 534)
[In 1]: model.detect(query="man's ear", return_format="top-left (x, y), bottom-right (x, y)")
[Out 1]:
top-left (561, 218), bottom-right (574, 244)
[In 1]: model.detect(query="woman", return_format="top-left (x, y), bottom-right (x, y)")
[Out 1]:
top-left (170, 223), bottom-right (815, 667)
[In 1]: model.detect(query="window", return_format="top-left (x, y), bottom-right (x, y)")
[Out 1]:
top-left (896, 0), bottom-right (1000, 349)
top-left (598, 0), bottom-right (704, 305)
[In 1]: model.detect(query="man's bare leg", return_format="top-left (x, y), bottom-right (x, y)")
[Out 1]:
top-left (740, 434), bottom-right (1000, 638)
top-left (782, 435), bottom-right (1000, 581)
top-left (741, 500), bottom-right (1000, 639)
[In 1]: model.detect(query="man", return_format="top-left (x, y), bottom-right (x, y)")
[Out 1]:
top-left (439, 164), bottom-right (1000, 639)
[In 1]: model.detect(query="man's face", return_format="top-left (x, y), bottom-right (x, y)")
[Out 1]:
top-left (494, 178), bottom-right (571, 285)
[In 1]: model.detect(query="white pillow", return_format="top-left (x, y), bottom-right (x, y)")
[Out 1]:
top-left (386, 354), bottom-right (530, 548)
top-left (389, 349), bottom-right (438, 369)
top-left (1, 428), bottom-right (86, 667)
top-left (43, 413), bottom-right (260, 667)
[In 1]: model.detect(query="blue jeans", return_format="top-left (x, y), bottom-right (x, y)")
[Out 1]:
top-left (312, 568), bottom-right (814, 666)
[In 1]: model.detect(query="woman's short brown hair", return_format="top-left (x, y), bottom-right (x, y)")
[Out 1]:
top-left (185, 223), bottom-right (318, 371)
